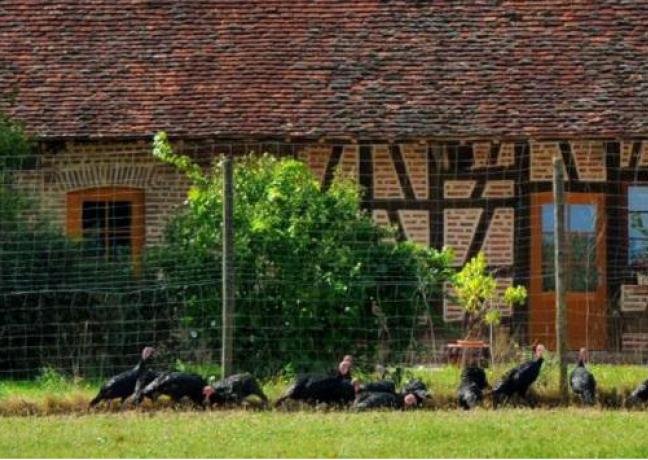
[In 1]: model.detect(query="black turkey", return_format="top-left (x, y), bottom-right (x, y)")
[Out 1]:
top-left (357, 380), bottom-right (396, 394)
top-left (275, 357), bottom-right (355, 407)
top-left (202, 373), bottom-right (268, 406)
top-left (570, 348), bottom-right (596, 406)
top-left (401, 379), bottom-right (430, 403)
top-left (458, 365), bottom-right (489, 410)
top-left (134, 371), bottom-right (207, 407)
top-left (274, 373), bottom-right (355, 407)
top-left (492, 343), bottom-right (545, 408)
top-left (353, 391), bottom-right (418, 411)
top-left (89, 346), bottom-right (157, 407)
top-left (626, 379), bottom-right (648, 406)
top-left (352, 378), bottom-right (423, 411)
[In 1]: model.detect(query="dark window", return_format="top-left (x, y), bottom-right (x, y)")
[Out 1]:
top-left (82, 201), bottom-right (132, 258)
top-left (629, 186), bottom-right (648, 267)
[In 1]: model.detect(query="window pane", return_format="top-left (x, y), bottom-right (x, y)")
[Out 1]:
top-left (629, 239), bottom-right (648, 266)
top-left (629, 186), bottom-right (648, 211)
top-left (542, 232), bottom-right (555, 264)
top-left (569, 204), bottom-right (596, 232)
top-left (629, 212), bottom-right (648, 239)
top-left (628, 186), bottom-right (648, 265)
top-left (82, 201), bottom-right (106, 255)
top-left (542, 271), bottom-right (555, 291)
top-left (108, 201), bottom-right (132, 232)
top-left (569, 265), bottom-right (598, 292)
top-left (569, 233), bottom-right (596, 264)
top-left (542, 204), bottom-right (554, 232)
top-left (82, 202), bottom-right (105, 233)
top-left (81, 200), bottom-right (132, 259)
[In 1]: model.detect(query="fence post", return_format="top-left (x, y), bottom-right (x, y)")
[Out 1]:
top-left (222, 154), bottom-right (235, 379)
top-left (553, 156), bottom-right (568, 402)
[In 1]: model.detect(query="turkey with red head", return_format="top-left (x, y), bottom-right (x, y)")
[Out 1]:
top-left (492, 343), bottom-right (545, 408)
top-left (274, 357), bottom-right (355, 407)
top-left (570, 348), bottom-right (597, 406)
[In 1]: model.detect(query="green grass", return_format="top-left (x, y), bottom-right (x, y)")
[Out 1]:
top-left (2, 410), bottom-right (648, 457)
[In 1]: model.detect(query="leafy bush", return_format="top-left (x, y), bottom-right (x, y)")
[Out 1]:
top-left (149, 132), bottom-right (455, 373)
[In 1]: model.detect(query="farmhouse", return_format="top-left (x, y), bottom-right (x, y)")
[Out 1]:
top-left (1, 1), bottom-right (646, 352)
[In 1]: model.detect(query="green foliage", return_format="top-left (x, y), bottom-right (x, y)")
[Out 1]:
top-left (35, 367), bottom-right (71, 392)
top-left (452, 252), bottom-right (527, 340)
top-left (149, 132), bottom-right (455, 372)
top-left (174, 360), bottom-right (222, 382)
top-left (0, 112), bottom-right (32, 171)
top-left (504, 284), bottom-right (528, 306)
top-left (0, 114), bottom-right (175, 378)
top-left (152, 132), bottom-right (206, 186)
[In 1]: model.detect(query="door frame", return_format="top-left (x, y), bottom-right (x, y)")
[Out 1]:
top-left (529, 192), bottom-right (607, 349)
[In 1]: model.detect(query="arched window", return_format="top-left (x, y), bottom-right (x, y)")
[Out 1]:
top-left (66, 187), bottom-right (145, 264)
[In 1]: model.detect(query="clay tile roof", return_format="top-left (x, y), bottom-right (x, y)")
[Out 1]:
top-left (0, 1), bottom-right (646, 140)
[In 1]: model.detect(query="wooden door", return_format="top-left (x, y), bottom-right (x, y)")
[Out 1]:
top-left (529, 192), bottom-right (607, 349)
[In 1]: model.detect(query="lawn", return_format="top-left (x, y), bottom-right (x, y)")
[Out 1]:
top-left (2, 410), bottom-right (648, 458)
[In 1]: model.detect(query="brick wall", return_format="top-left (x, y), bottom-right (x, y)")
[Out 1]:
top-left (530, 141), bottom-right (561, 181)
top-left (401, 144), bottom-right (428, 199)
top-left (444, 180), bottom-right (475, 199)
top-left (481, 208), bottom-right (514, 266)
top-left (571, 141), bottom-right (606, 181)
top-left (14, 141), bottom-right (191, 245)
top-left (443, 208), bottom-right (483, 265)
top-left (373, 145), bottom-right (403, 198)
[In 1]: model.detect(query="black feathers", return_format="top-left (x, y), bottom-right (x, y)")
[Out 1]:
top-left (89, 347), bottom-right (156, 407)
top-left (492, 353), bottom-right (544, 407)
top-left (570, 359), bottom-right (597, 406)
top-left (206, 373), bottom-right (268, 406)
top-left (135, 372), bottom-right (207, 407)
top-left (627, 379), bottom-right (648, 406)
top-left (458, 366), bottom-right (489, 410)
top-left (275, 373), bottom-right (356, 407)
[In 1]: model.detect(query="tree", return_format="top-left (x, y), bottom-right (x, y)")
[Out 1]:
top-left (150, 132), bottom-right (455, 372)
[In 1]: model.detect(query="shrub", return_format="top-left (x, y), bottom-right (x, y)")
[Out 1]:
top-left (452, 252), bottom-right (527, 341)
top-left (149, 132), bottom-right (455, 373)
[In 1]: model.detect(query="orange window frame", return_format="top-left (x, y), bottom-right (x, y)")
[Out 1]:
top-left (66, 187), bottom-right (145, 264)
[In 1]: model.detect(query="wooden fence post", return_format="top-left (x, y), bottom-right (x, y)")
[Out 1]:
top-left (553, 156), bottom-right (568, 402)
top-left (222, 154), bottom-right (235, 379)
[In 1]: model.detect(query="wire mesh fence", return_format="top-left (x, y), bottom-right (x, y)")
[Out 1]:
top-left (2, 134), bottom-right (648, 379)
